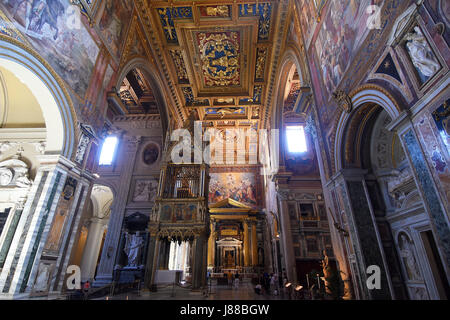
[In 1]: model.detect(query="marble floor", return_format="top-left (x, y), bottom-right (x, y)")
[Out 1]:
top-left (94, 281), bottom-right (287, 300)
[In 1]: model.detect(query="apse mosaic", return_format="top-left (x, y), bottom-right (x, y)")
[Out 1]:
top-left (209, 172), bottom-right (257, 206)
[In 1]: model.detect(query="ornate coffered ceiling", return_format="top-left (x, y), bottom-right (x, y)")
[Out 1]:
top-left (139, 0), bottom-right (286, 130)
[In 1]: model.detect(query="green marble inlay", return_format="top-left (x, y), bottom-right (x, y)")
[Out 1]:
top-left (403, 130), bottom-right (450, 270)
top-left (20, 172), bottom-right (63, 293)
top-left (0, 209), bottom-right (23, 268)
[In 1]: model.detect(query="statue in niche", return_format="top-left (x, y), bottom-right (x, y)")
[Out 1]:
top-left (258, 247), bottom-right (263, 266)
top-left (399, 233), bottom-right (422, 281)
top-left (405, 27), bottom-right (440, 82)
top-left (225, 251), bottom-right (234, 267)
top-left (124, 232), bottom-right (144, 268)
top-left (34, 263), bottom-right (50, 292)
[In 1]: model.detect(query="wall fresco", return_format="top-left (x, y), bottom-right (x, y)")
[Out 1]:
top-left (98, 0), bottom-right (133, 60)
top-left (209, 172), bottom-right (257, 206)
top-left (0, 1), bottom-right (99, 98)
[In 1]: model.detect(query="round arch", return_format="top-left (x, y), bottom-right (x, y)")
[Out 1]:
top-left (116, 58), bottom-right (170, 138)
top-left (90, 185), bottom-right (114, 220)
top-left (0, 36), bottom-right (77, 158)
top-left (334, 84), bottom-right (403, 172)
top-left (270, 47), bottom-right (306, 131)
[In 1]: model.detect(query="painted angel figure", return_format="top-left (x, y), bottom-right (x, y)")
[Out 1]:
top-left (124, 232), bottom-right (143, 268)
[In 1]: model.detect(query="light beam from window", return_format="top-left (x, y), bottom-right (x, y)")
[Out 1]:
top-left (286, 126), bottom-right (307, 153)
top-left (99, 136), bottom-right (118, 165)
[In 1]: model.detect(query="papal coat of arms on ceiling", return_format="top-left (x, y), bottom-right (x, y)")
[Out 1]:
top-left (197, 32), bottom-right (240, 87)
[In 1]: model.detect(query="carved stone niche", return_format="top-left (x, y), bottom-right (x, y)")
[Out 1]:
top-left (386, 167), bottom-right (416, 209)
top-left (0, 158), bottom-right (32, 188)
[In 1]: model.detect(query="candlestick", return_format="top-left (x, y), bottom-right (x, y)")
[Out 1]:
top-left (317, 274), bottom-right (320, 289)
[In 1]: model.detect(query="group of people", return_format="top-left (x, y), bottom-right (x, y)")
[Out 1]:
top-left (67, 280), bottom-right (91, 300)
top-left (226, 271), bottom-right (240, 289)
top-left (254, 272), bottom-right (279, 296)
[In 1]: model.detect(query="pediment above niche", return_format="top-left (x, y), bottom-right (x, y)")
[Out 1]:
top-left (0, 158), bottom-right (32, 188)
top-left (216, 237), bottom-right (242, 247)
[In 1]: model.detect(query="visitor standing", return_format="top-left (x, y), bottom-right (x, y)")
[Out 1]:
top-left (234, 272), bottom-right (240, 289)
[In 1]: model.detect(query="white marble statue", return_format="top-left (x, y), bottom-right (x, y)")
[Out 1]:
top-left (14, 167), bottom-right (32, 187)
top-left (399, 234), bottom-right (421, 281)
top-left (124, 232), bottom-right (144, 268)
top-left (0, 168), bottom-right (13, 186)
top-left (405, 27), bottom-right (440, 79)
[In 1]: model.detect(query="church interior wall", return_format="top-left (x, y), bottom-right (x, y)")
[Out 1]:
top-left (0, 0), bottom-right (448, 300)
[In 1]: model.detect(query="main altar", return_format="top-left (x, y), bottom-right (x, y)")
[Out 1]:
top-left (208, 198), bottom-right (263, 275)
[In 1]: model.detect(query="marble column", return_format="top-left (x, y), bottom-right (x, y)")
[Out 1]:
top-left (80, 217), bottom-right (106, 282)
top-left (94, 136), bottom-right (141, 287)
top-left (144, 235), bottom-right (160, 290)
top-left (207, 221), bottom-right (215, 268)
top-left (191, 234), bottom-right (207, 289)
top-left (398, 124), bottom-right (450, 278)
top-left (307, 112), bottom-right (354, 299)
top-left (251, 221), bottom-right (258, 268)
top-left (334, 169), bottom-right (393, 300)
top-left (243, 220), bottom-right (250, 267)
top-left (276, 189), bottom-right (297, 285)
top-left (0, 155), bottom-right (83, 297)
